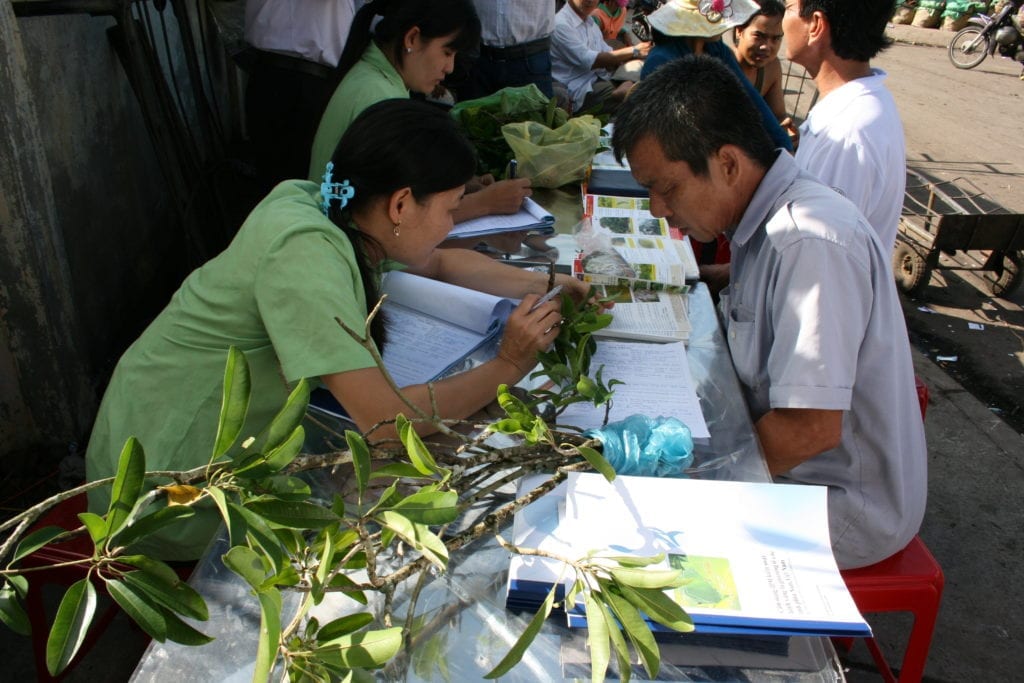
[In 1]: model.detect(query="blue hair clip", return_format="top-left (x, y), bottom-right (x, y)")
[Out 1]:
top-left (320, 161), bottom-right (355, 216)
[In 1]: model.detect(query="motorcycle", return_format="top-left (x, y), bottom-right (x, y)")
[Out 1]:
top-left (947, 0), bottom-right (1024, 74)
top-left (630, 0), bottom-right (665, 43)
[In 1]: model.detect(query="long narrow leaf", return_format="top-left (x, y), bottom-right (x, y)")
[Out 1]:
top-left (212, 346), bottom-right (251, 459)
top-left (206, 487), bottom-right (245, 545)
top-left (45, 578), bottom-right (97, 676)
top-left (316, 613), bottom-right (374, 644)
top-left (603, 585), bottom-right (660, 679)
top-left (111, 506), bottom-right (196, 548)
top-left (229, 503), bottom-right (287, 574)
top-left (223, 546), bottom-right (269, 590)
top-left (11, 526), bottom-right (65, 564)
top-left (599, 595), bottom-right (634, 682)
top-left (396, 415), bottom-right (440, 475)
top-left (245, 500), bottom-right (340, 529)
top-left (121, 570), bottom-right (209, 621)
top-left (104, 437), bottom-right (146, 540)
top-left (259, 425), bottom-right (305, 474)
top-left (253, 588), bottom-right (282, 683)
top-left (345, 430), bottom-right (371, 500)
top-left (250, 379), bottom-right (310, 454)
top-left (313, 627), bottom-right (403, 669)
top-left (577, 445), bottom-right (616, 483)
top-left (377, 511), bottom-right (448, 568)
top-left (162, 608), bottom-right (214, 645)
top-left (387, 490), bottom-right (459, 525)
top-left (106, 578), bottom-right (167, 642)
top-left (583, 591), bottom-right (611, 683)
top-left (615, 583), bottom-right (694, 632)
top-left (77, 512), bottom-right (107, 549)
top-left (484, 583), bottom-right (557, 679)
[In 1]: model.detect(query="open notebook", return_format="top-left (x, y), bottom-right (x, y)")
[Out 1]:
top-left (446, 197), bottom-right (555, 241)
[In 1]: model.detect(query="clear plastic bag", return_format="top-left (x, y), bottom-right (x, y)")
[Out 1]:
top-left (500, 115), bottom-right (602, 188)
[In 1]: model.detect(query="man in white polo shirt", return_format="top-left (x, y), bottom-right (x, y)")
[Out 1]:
top-left (782, 0), bottom-right (906, 251)
top-left (612, 56), bottom-right (927, 570)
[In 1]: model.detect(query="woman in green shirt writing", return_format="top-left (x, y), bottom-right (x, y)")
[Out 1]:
top-left (309, 0), bottom-right (533, 226)
top-left (86, 99), bottom-right (587, 559)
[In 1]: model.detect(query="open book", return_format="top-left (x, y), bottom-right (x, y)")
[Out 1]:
top-left (506, 473), bottom-right (871, 639)
top-left (378, 271), bottom-right (515, 387)
top-left (446, 197), bottom-right (555, 241)
top-left (553, 340), bottom-right (709, 439)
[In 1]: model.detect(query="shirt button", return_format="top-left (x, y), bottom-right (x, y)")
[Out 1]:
top-left (730, 330), bottom-right (736, 339)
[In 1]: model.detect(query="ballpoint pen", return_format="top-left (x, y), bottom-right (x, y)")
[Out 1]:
top-left (508, 158), bottom-right (518, 180)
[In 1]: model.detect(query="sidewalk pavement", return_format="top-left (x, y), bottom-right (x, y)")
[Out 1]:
top-left (888, 22), bottom-right (959, 49)
top-left (842, 347), bottom-right (1024, 681)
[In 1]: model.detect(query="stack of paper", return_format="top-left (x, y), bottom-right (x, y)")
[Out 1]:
top-left (506, 472), bottom-right (871, 639)
top-left (446, 197), bottom-right (555, 241)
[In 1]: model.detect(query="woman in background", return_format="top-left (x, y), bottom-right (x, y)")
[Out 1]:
top-left (309, 0), bottom-right (531, 223)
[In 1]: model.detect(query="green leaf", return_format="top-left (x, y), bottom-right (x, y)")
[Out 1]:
top-left (121, 570), bottom-right (208, 621)
top-left (368, 463), bottom-right (430, 480)
top-left (251, 378), bottom-right (310, 455)
top-left (346, 430), bottom-right (371, 500)
top-left (229, 503), bottom-right (287, 574)
top-left (377, 511), bottom-right (448, 569)
top-left (212, 346), bottom-right (251, 459)
top-left (326, 572), bottom-right (368, 605)
top-left (244, 500), bottom-right (340, 529)
top-left (104, 437), bottom-right (146, 541)
top-left (578, 445), bottom-right (616, 482)
top-left (313, 626), bottom-right (403, 669)
top-left (45, 578), bottom-right (97, 676)
top-left (0, 583), bottom-right (30, 635)
top-left (387, 490), bottom-right (459, 525)
top-left (609, 567), bottom-right (688, 590)
top-left (599, 594), bottom-right (634, 682)
top-left (223, 545), bottom-right (269, 590)
top-left (615, 583), bottom-right (694, 633)
top-left (583, 591), bottom-right (611, 683)
top-left (206, 487), bottom-right (245, 545)
top-left (396, 415), bottom-right (440, 476)
top-left (261, 424), bottom-right (305, 473)
top-left (162, 609), bottom-right (214, 645)
top-left (484, 583), bottom-right (556, 678)
top-left (258, 475), bottom-right (311, 502)
top-left (311, 528), bottom-right (336, 605)
top-left (111, 505), bottom-right (196, 548)
top-left (254, 588), bottom-right (283, 682)
top-left (106, 578), bottom-right (167, 642)
top-left (600, 553), bottom-right (666, 568)
top-left (604, 584), bottom-right (660, 678)
top-left (315, 612), bottom-right (374, 643)
top-left (11, 526), bottom-right (65, 564)
top-left (496, 384), bottom-right (534, 423)
top-left (116, 555), bottom-right (184, 586)
top-left (77, 512), bottom-right (107, 549)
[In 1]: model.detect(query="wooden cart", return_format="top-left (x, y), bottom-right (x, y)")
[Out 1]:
top-left (893, 170), bottom-right (1024, 298)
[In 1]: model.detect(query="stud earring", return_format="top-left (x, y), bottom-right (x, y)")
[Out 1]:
top-left (405, 47), bottom-right (412, 53)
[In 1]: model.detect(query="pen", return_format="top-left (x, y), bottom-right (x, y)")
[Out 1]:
top-left (508, 159), bottom-right (518, 180)
top-left (529, 284), bottom-right (563, 312)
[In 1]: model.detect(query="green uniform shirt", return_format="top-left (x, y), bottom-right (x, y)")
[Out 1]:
top-left (85, 180), bottom-right (387, 559)
top-left (308, 42), bottom-right (408, 180)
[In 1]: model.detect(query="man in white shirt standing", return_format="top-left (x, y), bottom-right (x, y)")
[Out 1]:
top-left (551, 0), bottom-right (651, 113)
top-left (243, 0), bottom-right (357, 194)
top-left (782, 0), bottom-right (906, 251)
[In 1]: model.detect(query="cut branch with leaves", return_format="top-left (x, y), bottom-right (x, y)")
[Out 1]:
top-left (0, 290), bottom-right (693, 681)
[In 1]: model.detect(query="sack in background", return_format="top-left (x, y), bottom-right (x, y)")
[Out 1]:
top-left (501, 116), bottom-right (602, 188)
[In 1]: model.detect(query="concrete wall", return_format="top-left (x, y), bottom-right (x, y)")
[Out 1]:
top-left (1, 3), bottom-right (204, 484)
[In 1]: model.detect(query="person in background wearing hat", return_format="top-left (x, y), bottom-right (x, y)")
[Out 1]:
top-left (612, 56), bottom-right (926, 569)
top-left (551, 0), bottom-right (652, 113)
top-left (782, 0), bottom-right (905, 251)
top-left (641, 0), bottom-right (793, 152)
top-left (730, 0), bottom-right (800, 148)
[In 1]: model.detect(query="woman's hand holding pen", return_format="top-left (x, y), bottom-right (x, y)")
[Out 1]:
top-left (496, 294), bottom-right (563, 376)
top-left (476, 177), bottom-right (532, 215)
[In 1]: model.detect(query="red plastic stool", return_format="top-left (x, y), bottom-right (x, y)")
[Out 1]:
top-left (839, 536), bottom-right (944, 683)
top-left (915, 375), bottom-right (929, 420)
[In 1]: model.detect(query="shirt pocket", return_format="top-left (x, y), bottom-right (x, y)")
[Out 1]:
top-left (725, 304), bottom-right (763, 394)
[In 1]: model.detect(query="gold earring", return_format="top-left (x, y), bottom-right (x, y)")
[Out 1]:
top-left (405, 47), bottom-right (412, 53)
top-left (393, 221), bottom-right (401, 237)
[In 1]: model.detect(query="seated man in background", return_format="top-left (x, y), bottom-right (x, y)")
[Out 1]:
top-left (782, 0), bottom-right (906, 250)
top-left (612, 56), bottom-right (927, 569)
top-left (730, 0), bottom-right (799, 148)
top-left (552, 0), bottom-right (651, 113)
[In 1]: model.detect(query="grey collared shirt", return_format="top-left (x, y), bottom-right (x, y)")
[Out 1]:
top-left (720, 152), bottom-right (927, 569)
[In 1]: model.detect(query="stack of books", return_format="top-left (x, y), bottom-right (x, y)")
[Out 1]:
top-left (506, 472), bottom-right (872, 639)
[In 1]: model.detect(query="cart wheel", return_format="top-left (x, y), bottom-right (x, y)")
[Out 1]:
top-left (892, 241), bottom-right (930, 295)
top-left (989, 251), bottom-right (1023, 298)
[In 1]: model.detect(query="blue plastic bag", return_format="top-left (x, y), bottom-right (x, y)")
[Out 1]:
top-left (585, 414), bottom-right (694, 477)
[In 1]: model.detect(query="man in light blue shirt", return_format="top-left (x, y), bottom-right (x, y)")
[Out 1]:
top-left (612, 56), bottom-right (927, 569)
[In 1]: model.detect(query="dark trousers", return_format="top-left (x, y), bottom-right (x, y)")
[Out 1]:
top-left (243, 50), bottom-right (336, 193)
top-left (458, 49), bottom-right (555, 100)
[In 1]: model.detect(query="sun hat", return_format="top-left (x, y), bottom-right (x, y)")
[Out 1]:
top-left (648, 0), bottom-right (760, 38)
